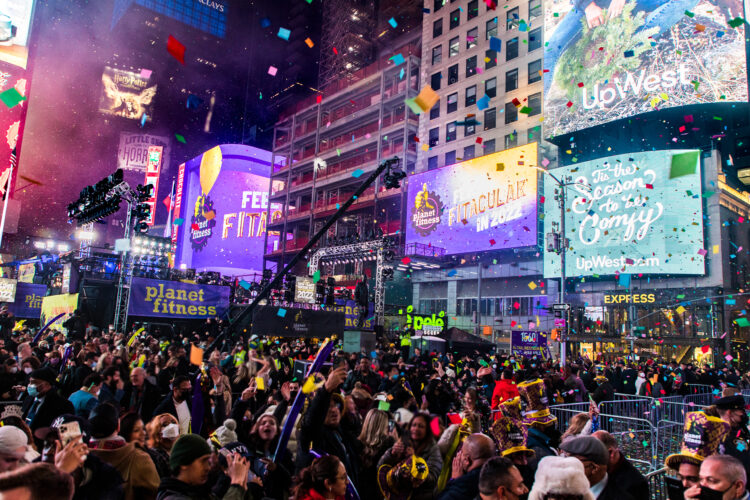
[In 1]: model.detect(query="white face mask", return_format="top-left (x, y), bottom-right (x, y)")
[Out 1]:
top-left (10, 367), bottom-right (17, 374)
top-left (23, 367), bottom-right (32, 375)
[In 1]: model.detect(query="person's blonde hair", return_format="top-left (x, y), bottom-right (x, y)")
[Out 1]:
top-left (147, 413), bottom-right (179, 449)
top-left (561, 413), bottom-right (591, 442)
top-left (358, 409), bottom-right (389, 449)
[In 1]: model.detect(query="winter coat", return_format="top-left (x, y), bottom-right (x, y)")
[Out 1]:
top-left (377, 440), bottom-right (443, 500)
top-left (89, 440), bottom-right (160, 500)
top-left (156, 477), bottom-right (248, 500)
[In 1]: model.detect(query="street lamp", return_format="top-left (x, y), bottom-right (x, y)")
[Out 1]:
top-left (534, 166), bottom-right (591, 366)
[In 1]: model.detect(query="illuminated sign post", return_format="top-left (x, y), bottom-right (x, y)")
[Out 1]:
top-left (544, 150), bottom-right (705, 278)
top-left (143, 146), bottom-right (162, 226)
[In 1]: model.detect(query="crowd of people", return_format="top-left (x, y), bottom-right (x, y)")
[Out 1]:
top-left (0, 318), bottom-right (746, 499)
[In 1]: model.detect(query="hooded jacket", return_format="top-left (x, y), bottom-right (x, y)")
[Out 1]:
top-left (89, 440), bottom-right (160, 500)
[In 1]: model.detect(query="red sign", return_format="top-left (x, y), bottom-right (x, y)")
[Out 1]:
top-left (171, 162), bottom-right (185, 253)
top-left (144, 146), bottom-right (162, 225)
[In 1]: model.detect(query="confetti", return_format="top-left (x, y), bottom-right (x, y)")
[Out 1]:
top-left (277, 27), bottom-right (291, 41)
top-left (388, 17), bottom-right (397, 28)
top-left (268, 66), bottom-right (278, 76)
top-left (166, 35), bottom-right (186, 64)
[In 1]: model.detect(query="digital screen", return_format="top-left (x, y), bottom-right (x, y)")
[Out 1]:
top-left (543, 0), bottom-right (748, 137)
top-left (0, 0), bottom-right (36, 69)
top-left (112, 0), bottom-right (227, 38)
top-left (98, 66), bottom-right (156, 121)
top-left (543, 150), bottom-right (705, 278)
top-left (173, 144), bottom-right (282, 276)
top-left (405, 144), bottom-right (538, 254)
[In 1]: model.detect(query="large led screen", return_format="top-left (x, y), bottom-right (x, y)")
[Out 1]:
top-left (544, 0), bottom-right (748, 137)
top-left (543, 150), bottom-right (705, 278)
top-left (173, 144), bottom-right (282, 276)
top-left (99, 67), bottom-right (156, 122)
top-left (406, 144), bottom-right (538, 254)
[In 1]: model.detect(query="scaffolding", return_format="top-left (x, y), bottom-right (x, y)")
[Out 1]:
top-left (318, 0), bottom-right (376, 89)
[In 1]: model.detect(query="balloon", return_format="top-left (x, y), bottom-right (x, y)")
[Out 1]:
top-left (199, 146), bottom-right (222, 195)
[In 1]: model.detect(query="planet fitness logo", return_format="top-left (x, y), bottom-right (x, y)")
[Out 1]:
top-left (410, 183), bottom-right (442, 237)
top-left (190, 194), bottom-right (217, 251)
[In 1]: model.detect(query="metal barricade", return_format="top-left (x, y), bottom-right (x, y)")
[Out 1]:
top-left (655, 420), bottom-right (684, 470)
top-left (684, 384), bottom-right (715, 395)
top-left (646, 467), bottom-right (669, 500)
top-left (548, 403), bottom-right (591, 431)
top-left (682, 391), bottom-right (718, 408)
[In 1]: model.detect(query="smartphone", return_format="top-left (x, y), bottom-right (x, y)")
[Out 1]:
top-left (388, 420), bottom-right (395, 432)
top-left (58, 421), bottom-right (82, 447)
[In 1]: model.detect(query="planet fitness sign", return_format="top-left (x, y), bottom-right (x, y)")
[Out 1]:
top-left (406, 144), bottom-right (538, 254)
top-left (544, 150), bottom-right (705, 278)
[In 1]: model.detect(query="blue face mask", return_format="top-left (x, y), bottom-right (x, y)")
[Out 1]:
top-left (27, 384), bottom-right (38, 398)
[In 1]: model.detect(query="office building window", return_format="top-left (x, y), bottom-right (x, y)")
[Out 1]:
top-left (432, 45), bottom-right (442, 65)
top-left (505, 102), bottom-right (518, 123)
top-left (507, 37), bottom-right (518, 60)
top-left (486, 77), bottom-right (497, 98)
top-left (468, 0), bottom-right (479, 20)
top-left (434, 0), bottom-right (443, 12)
top-left (433, 18), bottom-right (443, 38)
top-left (428, 155), bottom-right (438, 171)
top-left (505, 132), bottom-right (517, 149)
top-left (464, 144), bottom-right (475, 159)
top-left (450, 8), bottom-right (460, 29)
top-left (467, 27), bottom-right (478, 49)
top-left (429, 127), bottom-right (440, 147)
top-left (447, 92), bottom-right (458, 113)
top-left (466, 85), bottom-right (477, 106)
top-left (486, 17), bottom-right (498, 38)
top-left (446, 122), bottom-right (457, 142)
top-left (431, 72), bottom-right (442, 91)
top-left (484, 107), bottom-right (496, 130)
top-left (449, 36), bottom-right (459, 57)
top-left (448, 64), bottom-right (459, 85)
top-left (529, 27), bottom-right (542, 51)
top-left (529, 0), bottom-right (542, 18)
top-left (528, 92), bottom-right (541, 116)
top-left (506, 68), bottom-right (518, 91)
top-left (466, 122), bottom-right (475, 136)
top-left (445, 150), bottom-right (456, 165)
top-left (528, 59), bottom-right (542, 83)
top-left (528, 125), bottom-right (541, 143)
top-left (507, 7), bottom-right (519, 30)
top-left (485, 49), bottom-right (497, 69)
top-left (466, 55), bottom-right (477, 77)
top-left (484, 138), bottom-right (496, 154)
top-left (430, 102), bottom-right (440, 119)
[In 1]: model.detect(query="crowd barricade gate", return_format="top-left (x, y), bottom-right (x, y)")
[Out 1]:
top-left (600, 394), bottom-right (660, 423)
top-left (646, 467), bottom-right (669, 500)
top-left (683, 384), bottom-right (715, 394)
top-left (547, 402), bottom-right (591, 430)
top-left (655, 419), bottom-right (684, 470)
top-left (682, 391), bottom-right (718, 408)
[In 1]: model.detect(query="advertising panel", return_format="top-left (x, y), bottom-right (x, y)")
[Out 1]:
top-left (0, 278), bottom-right (16, 302)
top-left (0, 62), bottom-right (29, 212)
top-left (544, 150), bottom-right (704, 278)
top-left (330, 299), bottom-right (375, 331)
top-left (251, 305), bottom-right (344, 338)
top-left (40, 293), bottom-right (78, 328)
top-left (128, 277), bottom-right (230, 319)
top-left (173, 145), bottom-right (282, 276)
top-left (17, 262), bottom-right (34, 283)
top-left (511, 330), bottom-right (548, 358)
top-left (294, 277), bottom-right (315, 304)
top-left (99, 66), bottom-right (156, 121)
top-left (0, 0), bottom-right (36, 69)
top-left (544, 0), bottom-right (748, 137)
top-left (6, 282), bottom-right (45, 318)
top-left (405, 144), bottom-right (538, 254)
top-left (143, 146), bottom-right (162, 225)
top-left (117, 133), bottom-right (171, 174)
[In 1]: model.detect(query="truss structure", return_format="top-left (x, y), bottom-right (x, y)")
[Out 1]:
top-left (318, 0), bottom-right (376, 89)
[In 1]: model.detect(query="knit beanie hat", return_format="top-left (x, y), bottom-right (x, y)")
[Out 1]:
top-left (170, 434), bottom-right (213, 470)
top-left (208, 419), bottom-right (238, 451)
top-left (0, 426), bottom-right (28, 456)
top-left (527, 456), bottom-right (595, 500)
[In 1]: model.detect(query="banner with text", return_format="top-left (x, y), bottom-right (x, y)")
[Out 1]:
top-left (330, 299), bottom-right (375, 331)
top-left (128, 277), bottom-right (230, 319)
top-left (7, 282), bottom-right (45, 318)
top-left (511, 330), bottom-right (548, 358)
top-left (0, 278), bottom-right (17, 303)
top-left (40, 293), bottom-right (78, 328)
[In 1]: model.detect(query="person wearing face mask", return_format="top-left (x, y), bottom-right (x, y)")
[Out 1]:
top-left (21, 367), bottom-right (74, 444)
top-left (154, 375), bottom-right (193, 435)
top-left (146, 413), bottom-right (180, 478)
top-left (707, 395), bottom-right (750, 480)
top-left (685, 455), bottom-right (749, 500)
top-left (0, 358), bottom-right (21, 401)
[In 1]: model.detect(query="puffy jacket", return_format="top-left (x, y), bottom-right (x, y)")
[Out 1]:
top-left (491, 379), bottom-right (519, 410)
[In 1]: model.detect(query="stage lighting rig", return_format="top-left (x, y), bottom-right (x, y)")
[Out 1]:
top-left (382, 158), bottom-right (406, 189)
top-left (67, 169), bottom-right (127, 225)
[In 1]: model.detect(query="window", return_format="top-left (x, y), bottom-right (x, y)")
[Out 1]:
top-left (529, 0), bottom-right (541, 19)
top-left (528, 92), bottom-right (542, 116)
top-left (464, 145), bottom-right (475, 159)
top-left (485, 49), bottom-right (497, 69)
top-left (449, 36), bottom-right (459, 57)
top-left (445, 150), bottom-right (456, 165)
top-left (466, 55), bottom-right (477, 78)
top-left (505, 102), bottom-right (518, 123)
top-left (432, 45), bottom-right (442, 65)
top-left (505, 132), bottom-right (517, 149)
top-left (465, 85), bottom-right (477, 106)
top-left (485, 77), bottom-right (497, 98)
top-left (468, 0), bottom-right (479, 20)
top-left (429, 127), bottom-right (440, 147)
top-left (528, 59), bottom-right (542, 83)
top-left (433, 18), bottom-right (443, 38)
top-left (506, 7), bottom-right (519, 30)
top-left (428, 156), bottom-right (439, 171)
top-left (484, 107), bottom-right (496, 130)
top-left (467, 27), bottom-right (478, 49)
top-left (506, 69), bottom-right (518, 91)
top-left (430, 102), bottom-right (440, 119)
top-left (484, 138), bottom-right (496, 154)
top-left (486, 17), bottom-right (498, 38)
top-left (447, 92), bottom-right (458, 113)
top-left (507, 37), bottom-right (518, 60)
top-left (450, 8), bottom-right (460, 29)
top-left (446, 121), bottom-right (457, 142)
top-left (528, 27), bottom-right (542, 51)
top-left (448, 64), bottom-right (459, 85)
top-left (431, 72), bottom-right (442, 91)
top-left (434, 0), bottom-right (443, 13)
top-left (528, 125), bottom-right (541, 143)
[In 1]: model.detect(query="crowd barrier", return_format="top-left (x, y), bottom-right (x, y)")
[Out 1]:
top-left (646, 468), bottom-right (669, 500)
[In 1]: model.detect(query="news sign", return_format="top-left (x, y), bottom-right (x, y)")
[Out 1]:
top-left (544, 150), bottom-right (705, 278)
top-left (543, 0), bottom-right (748, 137)
top-left (405, 144), bottom-right (538, 254)
top-left (99, 66), bottom-right (156, 122)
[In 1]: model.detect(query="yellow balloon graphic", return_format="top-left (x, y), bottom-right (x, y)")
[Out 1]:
top-left (199, 146), bottom-right (222, 195)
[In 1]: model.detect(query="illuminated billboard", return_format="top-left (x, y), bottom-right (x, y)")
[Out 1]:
top-left (99, 67), bottom-right (156, 121)
top-left (405, 144), bottom-right (538, 254)
top-left (543, 0), bottom-right (748, 137)
top-left (0, 0), bottom-right (36, 69)
top-left (173, 144), bottom-right (282, 276)
top-left (117, 133), bottom-right (171, 173)
top-left (543, 150), bottom-right (705, 278)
